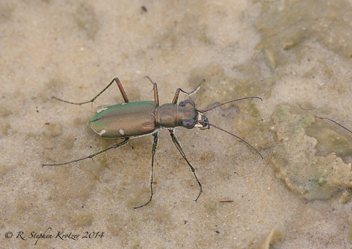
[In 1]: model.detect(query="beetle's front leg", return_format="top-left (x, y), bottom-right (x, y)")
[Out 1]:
top-left (52, 77), bottom-right (129, 105)
top-left (172, 79), bottom-right (205, 104)
top-left (134, 132), bottom-right (159, 209)
top-left (168, 129), bottom-right (202, 202)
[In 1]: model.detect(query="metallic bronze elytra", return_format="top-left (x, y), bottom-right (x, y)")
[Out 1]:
top-left (43, 77), bottom-right (263, 209)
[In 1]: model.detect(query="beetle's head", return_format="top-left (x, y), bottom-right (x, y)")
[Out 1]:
top-left (179, 99), bottom-right (210, 130)
top-left (177, 99), bottom-right (197, 129)
top-left (178, 99), bottom-right (209, 130)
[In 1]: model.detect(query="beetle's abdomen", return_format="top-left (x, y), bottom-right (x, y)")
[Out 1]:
top-left (89, 101), bottom-right (156, 138)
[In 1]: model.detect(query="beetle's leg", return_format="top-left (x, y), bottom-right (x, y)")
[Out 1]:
top-left (146, 76), bottom-right (159, 107)
top-left (42, 137), bottom-right (129, 167)
top-left (172, 79), bottom-right (205, 104)
top-left (168, 129), bottom-right (202, 202)
top-left (134, 132), bottom-right (159, 209)
top-left (52, 77), bottom-right (129, 105)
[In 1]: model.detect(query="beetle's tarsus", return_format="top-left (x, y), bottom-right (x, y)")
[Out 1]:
top-left (42, 138), bottom-right (129, 167)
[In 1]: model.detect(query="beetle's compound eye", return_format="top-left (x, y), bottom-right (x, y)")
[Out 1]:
top-left (182, 118), bottom-right (195, 129)
top-left (179, 99), bottom-right (195, 107)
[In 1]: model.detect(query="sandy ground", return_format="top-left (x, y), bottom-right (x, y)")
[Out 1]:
top-left (1, 0), bottom-right (352, 248)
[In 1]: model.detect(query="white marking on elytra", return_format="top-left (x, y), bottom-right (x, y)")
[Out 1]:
top-left (98, 129), bottom-right (106, 136)
top-left (122, 103), bottom-right (126, 105)
top-left (119, 129), bottom-right (125, 135)
top-left (97, 106), bottom-right (108, 113)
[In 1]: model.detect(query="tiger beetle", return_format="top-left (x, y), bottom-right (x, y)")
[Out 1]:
top-left (42, 77), bottom-right (263, 209)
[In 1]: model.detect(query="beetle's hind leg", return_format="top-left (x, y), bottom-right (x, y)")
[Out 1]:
top-left (134, 132), bottom-right (159, 209)
top-left (42, 137), bottom-right (130, 167)
top-left (169, 130), bottom-right (202, 202)
top-left (52, 77), bottom-right (129, 105)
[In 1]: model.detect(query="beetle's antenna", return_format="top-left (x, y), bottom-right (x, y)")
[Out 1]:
top-left (198, 97), bottom-right (262, 113)
top-left (201, 121), bottom-right (263, 159)
top-left (316, 116), bottom-right (352, 134)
